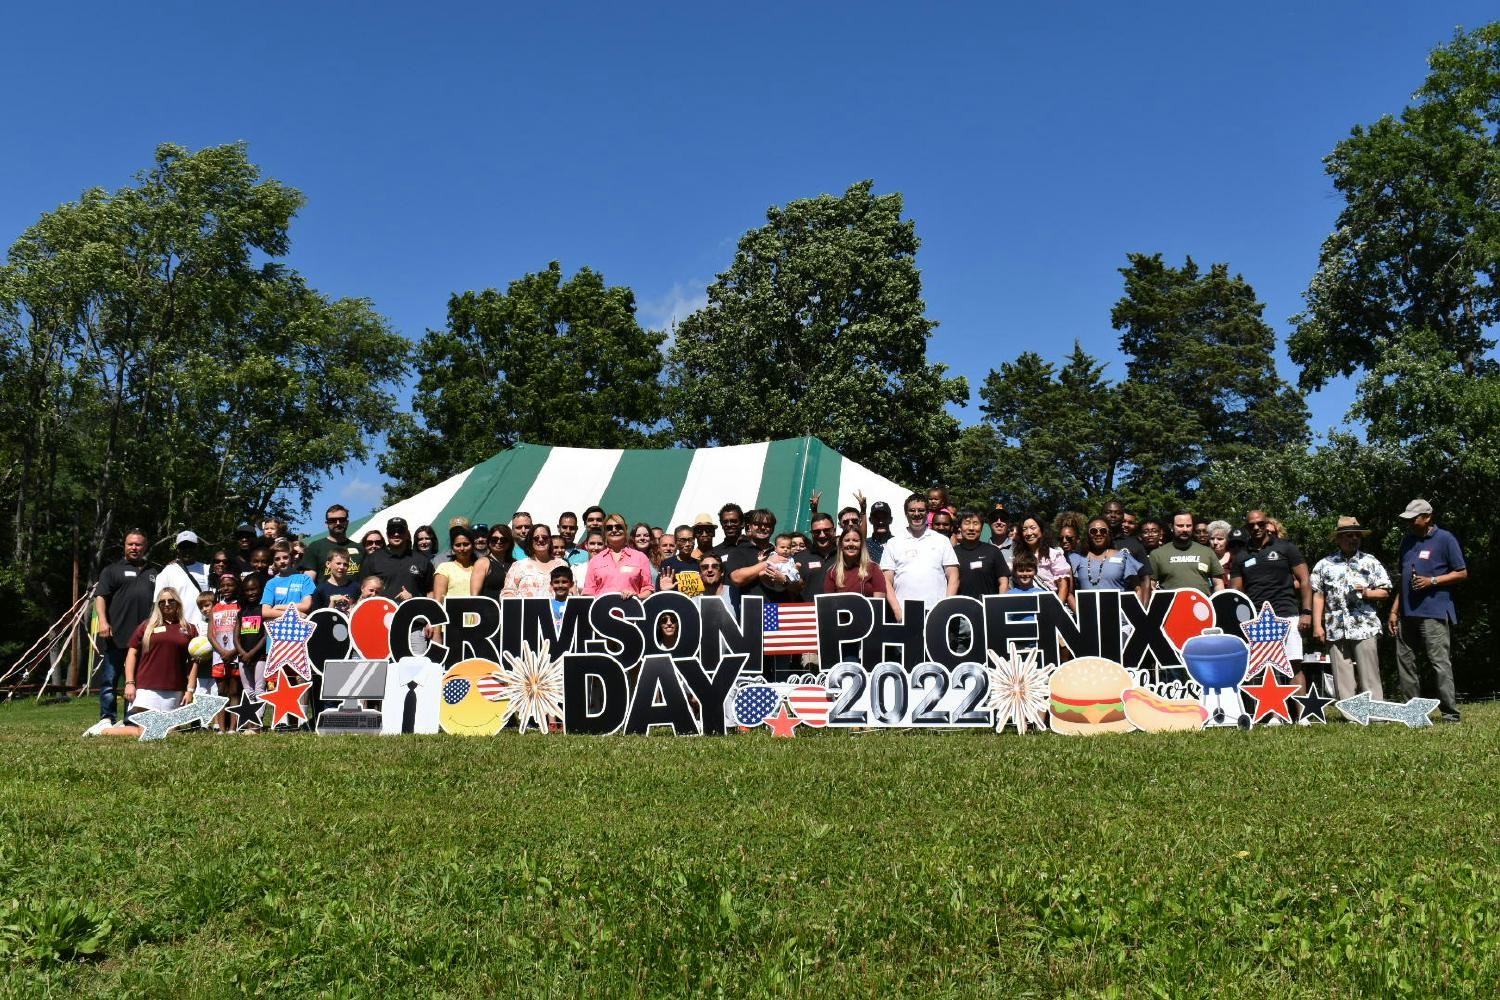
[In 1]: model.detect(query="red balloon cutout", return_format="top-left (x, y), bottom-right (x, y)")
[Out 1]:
top-left (349, 596), bottom-right (398, 660)
top-left (1162, 589), bottom-right (1216, 651)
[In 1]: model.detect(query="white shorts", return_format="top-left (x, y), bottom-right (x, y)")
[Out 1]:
top-left (129, 689), bottom-right (183, 715)
top-left (195, 676), bottom-right (220, 696)
top-left (1279, 615), bottom-right (1304, 662)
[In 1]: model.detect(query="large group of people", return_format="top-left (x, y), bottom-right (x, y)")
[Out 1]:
top-left (90, 488), bottom-right (1469, 731)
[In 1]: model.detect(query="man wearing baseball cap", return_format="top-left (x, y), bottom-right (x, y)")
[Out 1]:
top-left (1310, 516), bottom-right (1392, 702)
top-left (362, 516), bottom-right (434, 601)
top-left (865, 500), bottom-right (894, 563)
top-left (153, 530), bottom-right (210, 631)
top-left (1390, 499), bottom-right (1467, 723)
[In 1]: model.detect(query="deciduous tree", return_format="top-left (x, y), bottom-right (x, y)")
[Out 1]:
top-left (381, 262), bottom-right (665, 501)
top-left (665, 181), bottom-right (967, 485)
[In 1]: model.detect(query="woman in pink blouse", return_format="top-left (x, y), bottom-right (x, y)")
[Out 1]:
top-left (583, 514), bottom-right (655, 597)
top-left (1013, 514), bottom-right (1073, 605)
top-left (501, 523), bottom-right (569, 598)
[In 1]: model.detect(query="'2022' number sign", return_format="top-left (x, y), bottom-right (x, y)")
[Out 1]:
top-left (823, 661), bottom-right (992, 727)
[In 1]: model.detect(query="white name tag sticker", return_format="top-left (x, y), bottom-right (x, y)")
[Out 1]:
top-left (970, 560), bottom-right (984, 569)
top-left (808, 561), bottom-right (822, 570)
top-left (123, 570), bottom-right (137, 577)
top-left (1419, 550), bottom-right (1431, 559)
top-left (1243, 558), bottom-right (1258, 568)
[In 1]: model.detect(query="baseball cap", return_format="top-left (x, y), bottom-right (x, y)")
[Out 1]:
top-left (386, 516), bottom-right (409, 534)
top-left (175, 530), bottom-right (200, 546)
top-left (234, 523), bottom-right (256, 537)
top-left (1399, 498), bottom-right (1433, 519)
top-left (989, 502), bottom-right (1010, 521)
top-left (870, 500), bottom-right (892, 515)
top-left (1228, 526), bottom-right (1248, 547)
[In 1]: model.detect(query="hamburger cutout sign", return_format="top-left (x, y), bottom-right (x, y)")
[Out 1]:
top-left (1047, 656), bottom-right (1209, 735)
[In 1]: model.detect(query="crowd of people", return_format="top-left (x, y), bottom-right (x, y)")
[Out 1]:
top-left (89, 488), bottom-right (1469, 732)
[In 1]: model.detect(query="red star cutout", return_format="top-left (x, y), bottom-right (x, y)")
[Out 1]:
top-left (764, 703), bottom-right (800, 738)
top-left (1242, 667), bottom-right (1299, 725)
top-left (258, 667), bottom-right (312, 727)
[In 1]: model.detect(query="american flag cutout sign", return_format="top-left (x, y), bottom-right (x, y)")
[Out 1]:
top-left (475, 673), bottom-right (506, 702)
top-left (266, 607), bottom-right (314, 680)
top-left (1244, 602), bottom-right (1292, 678)
top-left (763, 602), bottom-right (819, 656)
top-left (733, 685), bottom-right (781, 727)
top-left (787, 684), bottom-right (832, 727)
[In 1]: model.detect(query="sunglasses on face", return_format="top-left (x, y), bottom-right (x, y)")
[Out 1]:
top-left (158, 599), bottom-right (179, 607)
top-left (489, 535), bottom-right (505, 544)
top-left (364, 539), bottom-right (384, 547)
top-left (1087, 527), bottom-right (1111, 536)
top-left (812, 527), bottom-right (836, 535)
top-left (327, 516), bottom-right (348, 524)
top-left (606, 526), bottom-right (625, 534)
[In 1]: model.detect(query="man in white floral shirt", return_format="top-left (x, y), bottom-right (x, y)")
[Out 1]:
top-left (1311, 516), bottom-right (1393, 701)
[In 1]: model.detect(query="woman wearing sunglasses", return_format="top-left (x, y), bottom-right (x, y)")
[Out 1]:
top-left (583, 514), bottom-right (655, 596)
top-left (502, 523), bottom-right (569, 599)
top-left (121, 587), bottom-right (201, 725)
top-left (472, 524), bottom-right (514, 600)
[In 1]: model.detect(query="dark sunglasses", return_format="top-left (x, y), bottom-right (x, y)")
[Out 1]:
top-left (812, 526), bottom-right (836, 534)
top-left (157, 599), bottom-right (179, 607)
top-left (326, 516), bottom-right (348, 524)
top-left (363, 538), bottom-right (385, 547)
top-left (606, 525), bottom-right (626, 534)
top-left (489, 535), bottom-right (505, 544)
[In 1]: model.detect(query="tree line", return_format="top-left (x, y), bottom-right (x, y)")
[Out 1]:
top-left (2, 24), bottom-right (1496, 686)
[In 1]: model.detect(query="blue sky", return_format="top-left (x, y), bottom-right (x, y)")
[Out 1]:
top-left (3, 2), bottom-right (1493, 532)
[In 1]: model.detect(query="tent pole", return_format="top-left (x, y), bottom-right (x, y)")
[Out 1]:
top-left (792, 435), bottom-right (812, 533)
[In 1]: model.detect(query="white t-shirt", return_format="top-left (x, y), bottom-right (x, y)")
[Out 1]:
top-left (879, 529), bottom-right (958, 608)
top-left (154, 560), bottom-right (210, 632)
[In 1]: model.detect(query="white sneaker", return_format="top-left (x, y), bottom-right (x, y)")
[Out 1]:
top-left (82, 718), bottom-right (114, 737)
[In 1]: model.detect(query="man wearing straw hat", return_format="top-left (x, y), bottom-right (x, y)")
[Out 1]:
top-left (1310, 517), bottom-right (1393, 702)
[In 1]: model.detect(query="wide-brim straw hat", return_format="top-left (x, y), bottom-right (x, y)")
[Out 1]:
top-left (1330, 515), bottom-right (1372, 539)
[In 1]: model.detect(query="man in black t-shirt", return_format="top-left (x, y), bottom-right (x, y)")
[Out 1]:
top-left (363, 517), bottom-right (434, 600)
top-left (1103, 499), bottom-right (1152, 576)
top-left (712, 503), bottom-right (751, 559)
top-left (794, 513), bottom-right (839, 599)
top-left (954, 511), bottom-right (1010, 598)
top-left (93, 530), bottom-right (160, 725)
top-left (1231, 508), bottom-right (1313, 689)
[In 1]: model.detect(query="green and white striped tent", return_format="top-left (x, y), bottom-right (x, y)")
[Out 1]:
top-left (353, 438), bottom-right (914, 538)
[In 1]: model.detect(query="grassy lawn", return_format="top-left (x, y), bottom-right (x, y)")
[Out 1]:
top-left (1, 697), bottom-right (1497, 998)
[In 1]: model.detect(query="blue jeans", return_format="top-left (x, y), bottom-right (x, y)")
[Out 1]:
top-left (99, 646), bottom-right (127, 722)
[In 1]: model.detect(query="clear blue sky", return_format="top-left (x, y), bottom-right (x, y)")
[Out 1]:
top-left (3, 2), bottom-right (1493, 532)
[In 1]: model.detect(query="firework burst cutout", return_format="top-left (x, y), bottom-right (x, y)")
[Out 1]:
top-left (986, 647), bottom-right (1054, 734)
top-left (494, 640), bottom-right (566, 733)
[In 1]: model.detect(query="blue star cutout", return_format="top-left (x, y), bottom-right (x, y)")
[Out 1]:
top-left (266, 607), bottom-right (314, 644)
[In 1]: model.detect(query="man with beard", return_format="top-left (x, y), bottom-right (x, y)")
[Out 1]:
top-left (1149, 511), bottom-right (1224, 594)
top-left (1232, 508), bottom-right (1312, 689)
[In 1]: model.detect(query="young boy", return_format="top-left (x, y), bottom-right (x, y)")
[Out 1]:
top-left (261, 541), bottom-right (316, 621)
top-left (1009, 553), bottom-right (1044, 625)
top-left (549, 565), bottom-right (574, 631)
top-left (764, 532), bottom-right (802, 591)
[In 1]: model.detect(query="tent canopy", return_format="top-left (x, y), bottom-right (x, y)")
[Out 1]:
top-left (354, 437), bottom-right (915, 538)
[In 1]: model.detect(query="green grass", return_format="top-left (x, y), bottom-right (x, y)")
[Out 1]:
top-left (1, 698), bottom-right (1498, 998)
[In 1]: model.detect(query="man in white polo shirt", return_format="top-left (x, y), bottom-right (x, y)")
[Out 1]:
top-left (880, 492), bottom-right (959, 621)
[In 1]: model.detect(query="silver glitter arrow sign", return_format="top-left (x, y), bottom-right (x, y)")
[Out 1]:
top-left (1335, 691), bottom-right (1440, 728)
top-left (134, 694), bottom-right (229, 742)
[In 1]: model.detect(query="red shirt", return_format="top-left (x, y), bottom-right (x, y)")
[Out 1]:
top-left (824, 562), bottom-right (887, 597)
top-left (128, 621), bottom-right (197, 691)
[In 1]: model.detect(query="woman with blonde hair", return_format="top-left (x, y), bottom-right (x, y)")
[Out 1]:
top-left (122, 586), bottom-right (201, 723)
top-left (825, 527), bottom-right (887, 597)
